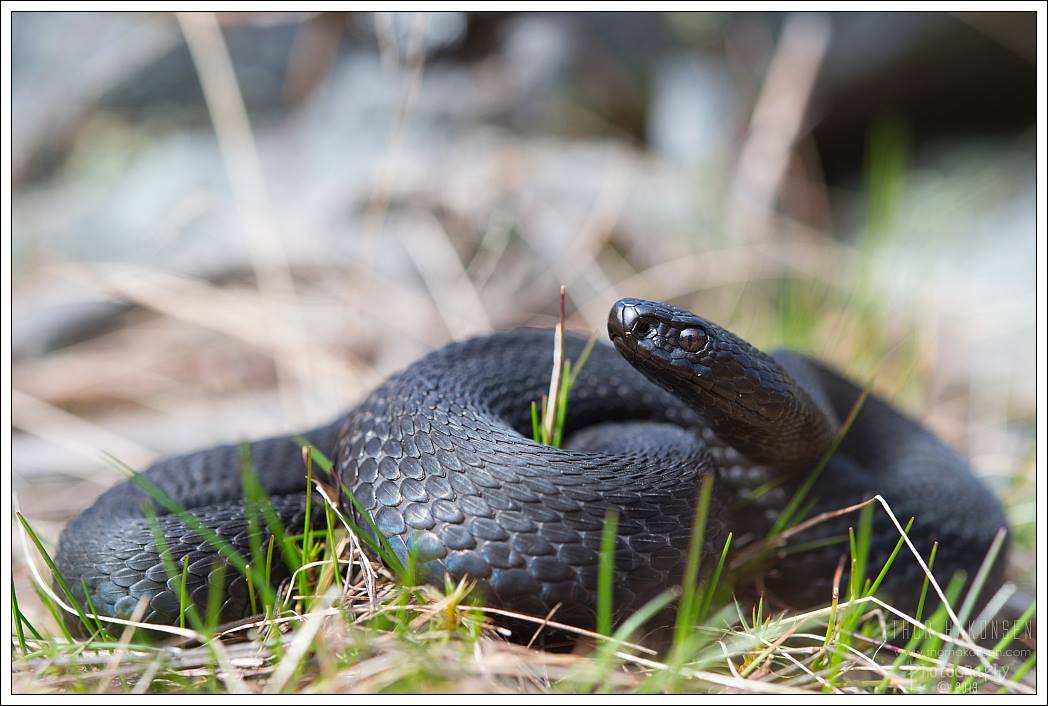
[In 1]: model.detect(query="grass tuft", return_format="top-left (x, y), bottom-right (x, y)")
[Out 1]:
top-left (530, 286), bottom-right (598, 448)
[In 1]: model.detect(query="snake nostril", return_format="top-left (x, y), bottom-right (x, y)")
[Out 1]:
top-left (630, 315), bottom-right (661, 340)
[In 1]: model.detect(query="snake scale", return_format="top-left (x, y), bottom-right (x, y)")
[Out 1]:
top-left (56, 298), bottom-right (1008, 631)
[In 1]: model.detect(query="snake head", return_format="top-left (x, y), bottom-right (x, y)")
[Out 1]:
top-left (608, 297), bottom-right (837, 471)
top-left (608, 298), bottom-right (795, 428)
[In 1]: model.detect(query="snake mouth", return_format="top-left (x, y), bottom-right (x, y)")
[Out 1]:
top-left (609, 332), bottom-right (635, 364)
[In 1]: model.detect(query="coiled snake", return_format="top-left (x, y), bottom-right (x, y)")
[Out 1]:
top-left (56, 298), bottom-right (1008, 629)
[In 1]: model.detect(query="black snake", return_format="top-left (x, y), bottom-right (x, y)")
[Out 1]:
top-left (56, 298), bottom-right (1008, 630)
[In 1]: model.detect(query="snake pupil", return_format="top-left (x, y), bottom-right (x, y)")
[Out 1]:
top-left (679, 327), bottom-right (707, 352)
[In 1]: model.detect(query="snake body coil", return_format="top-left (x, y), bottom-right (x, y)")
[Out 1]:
top-left (57, 299), bottom-right (1008, 629)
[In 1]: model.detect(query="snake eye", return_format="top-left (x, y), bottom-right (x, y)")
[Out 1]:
top-left (631, 317), bottom-right (658, 339)
top-left (679, 327), bottom-right (707, 352)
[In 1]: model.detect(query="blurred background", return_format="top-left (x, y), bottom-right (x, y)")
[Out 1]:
top-left (10, 11), bottom-right (1037, 623)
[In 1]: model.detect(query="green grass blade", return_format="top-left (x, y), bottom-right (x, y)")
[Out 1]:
top-left (324, 502), bottom-right (342, 591)
top-left (567, 333), bottom-right (599, 388)
top-left (246, 565), bottom-right (258, 616)
top-left (852, 502), bottom-right (874, 599)
top-left (303, 448), bottom-right (315, 564)
top-left (552, 362), bottom-right (572, 448)
top-left (955, 528), bottom-right (1008, 629)
top-left (179, 555), bottom-right (190, 630)
top-left (913, 542), bottom-right (939, 629)
top-left (265, 535), bottom-right (276, 594)
top-left (33, 582), bottom-right (74, 642)
top-left (696, 532), bottom-right (732, 624)
top-left (919, 573), bottom-right (966, 660)
top-left (16, 512), bottom-right (97, 637)
top-left (78, 578), bottom-right (108, 638)
top-left (865, 516), bottom-right (915, 597)
top-left (12, 578), bottom-right (30, 655)
top-left (611, 589), bottom-right (677, 647)
top-left (583, 588), bottom-right (679, 694)
top-left (998, 653), bottom-right (1035, 693)
top-left (991, 600), bottom-right (1036, 655)
top-left (673, 473), bottom-right (715, 648)
top-left (596, 510), bottom-right (619, 637)
top-left (204, 561), bottom-right (227, 634)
